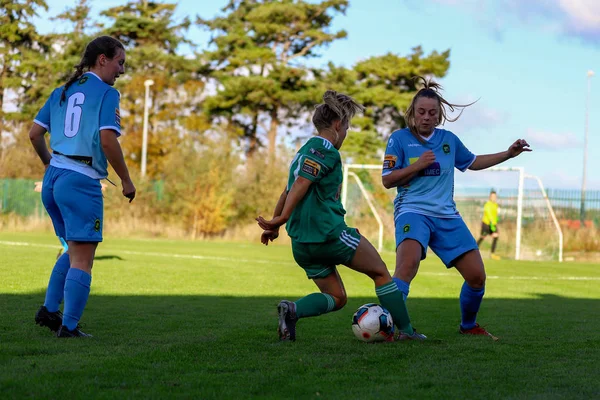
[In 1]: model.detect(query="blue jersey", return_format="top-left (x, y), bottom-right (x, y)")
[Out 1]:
top-left (382, 128), bottom-right (476, 219)
top-left (34, 72), bottom-right (121, 179)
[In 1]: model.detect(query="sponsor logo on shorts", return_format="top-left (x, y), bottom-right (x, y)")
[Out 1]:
top-left (301, 158), bottom-right (321, 177)
top-left (94, 219), bottom-right (101, 232)
top-left (443, 143), bottom-right (450, 154)
top-left (383, 155), bottom-right (397, 169)
top-left (403, 224), bottom-right (410, 233)
top-left (309, 148), bottom-right (325, 159)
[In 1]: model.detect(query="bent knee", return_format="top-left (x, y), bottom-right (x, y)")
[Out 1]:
top-left (467, 273), bottom-right (486, 289)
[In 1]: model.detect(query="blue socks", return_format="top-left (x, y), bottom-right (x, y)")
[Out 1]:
top-left (63, 268), bottom-right (92, 330)
top-left (460, 282), bottom-right (485, 330)
top-left (393, 277), bottom-right (410, 301)
top-left (43, 253), bottom-right (70, 312)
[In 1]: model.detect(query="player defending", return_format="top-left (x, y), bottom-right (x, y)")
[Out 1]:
top-left (382, 77), bottom-right (531, 339)
top-left (30, 36), bottom-right (135, 337)
top-left (257, 90), bottom-right (425, 342)
top-left (477, 191), bottom-right (501, 260)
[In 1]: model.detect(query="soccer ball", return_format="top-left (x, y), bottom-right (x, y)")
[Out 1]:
top-left (351, 303), bottom-right (394, 342)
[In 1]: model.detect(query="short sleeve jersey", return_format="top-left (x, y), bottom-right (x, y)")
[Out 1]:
top-left (285, 136), bottom-right (346, 243)
top-left (382, 128), bottom-right (476, 219)
top-left (34, 72), bottom-right (121, 179)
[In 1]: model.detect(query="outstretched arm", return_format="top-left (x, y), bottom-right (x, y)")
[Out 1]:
top-left (469, 139), bottom-right (531, 171)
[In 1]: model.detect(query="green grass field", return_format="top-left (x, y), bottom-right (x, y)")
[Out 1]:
top-left (1, 232), bottom-right (599, 399)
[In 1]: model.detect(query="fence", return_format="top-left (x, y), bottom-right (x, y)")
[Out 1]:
top-left (3, 177), bottom-right (600, 226)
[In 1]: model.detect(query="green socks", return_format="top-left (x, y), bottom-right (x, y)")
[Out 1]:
top-left (294, 293), bottom-right (336, 318)
top-left (376, 281), bottom-right (414, 335)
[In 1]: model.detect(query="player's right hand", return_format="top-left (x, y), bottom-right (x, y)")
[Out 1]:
top-left (261, 230), bottom-right (279, 246)
top-left (416, 150), bottom-right (436, 169)
top-left (256, 215), bottom-right (287, 231)
top-left (122, 180), bottom-right (136, 203)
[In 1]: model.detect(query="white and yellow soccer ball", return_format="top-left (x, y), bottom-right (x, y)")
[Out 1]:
top-left (351, 303), bottom-right (394, 343)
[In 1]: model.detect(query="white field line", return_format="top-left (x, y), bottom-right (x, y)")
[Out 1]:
top-left (1, 240), bottom-right (599, 281)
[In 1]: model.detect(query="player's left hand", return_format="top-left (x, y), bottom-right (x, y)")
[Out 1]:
top-left (260, 230), bottom-right (279, 245)
top-left (256, 215), bottom-right (287, 231)
top-left (507, 139), bottom-right (532, 158)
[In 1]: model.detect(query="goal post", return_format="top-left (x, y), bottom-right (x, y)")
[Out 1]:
top-left (341, 164), bottom-right (564, 262)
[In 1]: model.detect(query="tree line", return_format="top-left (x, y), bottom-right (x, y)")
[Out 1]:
top-left (0, 0), bottom-right (451, 236)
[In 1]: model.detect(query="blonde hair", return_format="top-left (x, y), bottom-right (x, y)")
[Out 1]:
top-left (312, 90), bottom-right (364, 142)
top-left (405, 76), bottom-right (476, 142)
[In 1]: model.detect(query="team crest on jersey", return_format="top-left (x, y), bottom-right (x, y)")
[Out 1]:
top-left (78, 76), bottom-right (88, 85)
top-left (403, 224), bottom-right (410, 233)
top-left (301, 158), bottom-right (321, 177)
top-left (383, 155), bottom-right (397, 169)
top-left (443, 143), bottom-right (450, 154)
top-left (309, 148), bottom-right (325, 159)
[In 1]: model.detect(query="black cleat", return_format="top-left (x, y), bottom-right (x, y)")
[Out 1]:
top-left (277, 300), bottom-right (298, 341)
top-left (35, 306), bottom-right (63, 332)
top-left (57, 325), bottom-right (92, 338)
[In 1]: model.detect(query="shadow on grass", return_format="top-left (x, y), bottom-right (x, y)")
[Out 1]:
top-left (94, 255), bottom-right (124, 261)
top-left (0, 292), bottom-right (599, 399)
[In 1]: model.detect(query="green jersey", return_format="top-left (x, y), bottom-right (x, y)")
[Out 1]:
top-left (285, 136), bottom-right (346, 243)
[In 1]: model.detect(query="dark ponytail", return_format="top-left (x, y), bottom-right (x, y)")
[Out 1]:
top-left (60, 36), bottom-right (124, 104)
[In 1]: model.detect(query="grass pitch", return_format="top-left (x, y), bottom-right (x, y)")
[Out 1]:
top-left (1, 232), bottom-right (599, 399)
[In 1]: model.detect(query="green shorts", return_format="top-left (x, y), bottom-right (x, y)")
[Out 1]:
top-left (291, 226), bottom-right (361, 279)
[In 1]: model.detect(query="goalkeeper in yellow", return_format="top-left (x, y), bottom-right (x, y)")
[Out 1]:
top-left (477, 191), bottom-right (501, 260)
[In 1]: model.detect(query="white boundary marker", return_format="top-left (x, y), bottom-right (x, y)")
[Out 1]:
top-left (1, 240), bottom-right (597, 281)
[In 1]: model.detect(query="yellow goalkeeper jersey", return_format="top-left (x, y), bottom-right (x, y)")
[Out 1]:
top-left (482, 201), bottom-right (498, 226)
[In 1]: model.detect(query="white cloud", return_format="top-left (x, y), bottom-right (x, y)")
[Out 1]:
top-left (417, 0), bottom-right (600, 45)
top-left (443, 97), bottom-right (509, 133)
top-left (526, 129), bottom-right (582, 150)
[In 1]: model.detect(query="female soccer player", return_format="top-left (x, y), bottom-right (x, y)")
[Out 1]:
top-left (382, 77), bottom-right (531, 339)
top-left (30, 36), bottom-right (135, 337)
top-left (257, 90), bottom-right (425, 342)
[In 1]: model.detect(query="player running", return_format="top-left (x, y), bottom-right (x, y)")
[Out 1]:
top-left (30, 36), bottom-right (135, 337)
top-left (257, 90), bottom-right (425, 342)
top-left (382, 76), bottom-right (531, 340)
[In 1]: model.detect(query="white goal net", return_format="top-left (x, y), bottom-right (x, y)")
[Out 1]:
top-left (341, 164), bottom-right (563, 262)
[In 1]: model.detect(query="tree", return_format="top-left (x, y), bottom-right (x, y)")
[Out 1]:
top-left (198, 0), bottom-right (348, 158)
top-left (101, 0), bottom-right (206, 178)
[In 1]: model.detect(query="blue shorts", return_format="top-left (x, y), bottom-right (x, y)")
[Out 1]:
top-left (42, 166), bottom-right (103, 242)
top-left (395, 213), bottom-right (478, 268)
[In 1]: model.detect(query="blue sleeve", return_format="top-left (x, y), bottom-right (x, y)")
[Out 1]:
top-left (382, 134), bottom-right (404, 176)
top-left (34, 92), bottom-right (54, 131)
top-left (99, 89), bottom-right (121, 136)
top-left (454, 133), bottom-right (476, 172)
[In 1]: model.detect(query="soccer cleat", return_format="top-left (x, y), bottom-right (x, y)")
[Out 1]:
top-left (396, 329), bottom-right (427, 341)
top-left (35, 306), bottom-right (63, 332)
top-left (57, 325), bottom-right (92, 338)
top-left (490, 254), bottom-right (501, 261)
top-left (460, 323), bottom-right (498, 341)
top-left (277, 300), bottom-right (298, 341)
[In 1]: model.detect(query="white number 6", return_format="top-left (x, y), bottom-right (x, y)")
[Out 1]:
top-left (64, 92), bottom-right (85, 138)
